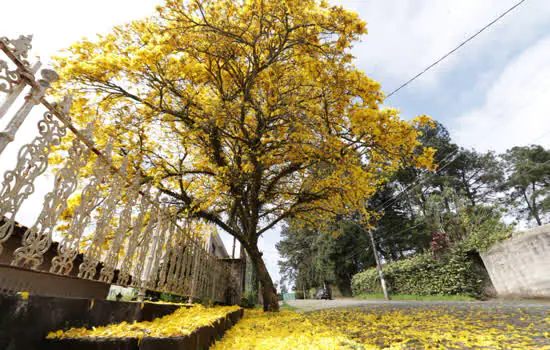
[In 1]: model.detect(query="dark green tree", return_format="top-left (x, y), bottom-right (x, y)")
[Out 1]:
top-left (372, 121), bottom-right (507, 258)
top-left (277, 219), bottom-right (375, 296)
top-left (368, 184), bottom-right (431, 261)
top-left (501, 145), bottom-right (550, 226)
top-left (446, 150), bottom-right (504, 207)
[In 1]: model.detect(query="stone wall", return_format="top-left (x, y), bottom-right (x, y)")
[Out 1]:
top-left (480, 224), bottom-right (550, 298)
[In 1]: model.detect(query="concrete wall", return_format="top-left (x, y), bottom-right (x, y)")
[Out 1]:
top-left (480, 224), bottom-right (550, 298)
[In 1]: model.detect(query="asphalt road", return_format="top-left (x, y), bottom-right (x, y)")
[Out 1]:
top-left (283, 298), bottom-right (550, 348)
top-left (283, 298), bottom-right (550, 313)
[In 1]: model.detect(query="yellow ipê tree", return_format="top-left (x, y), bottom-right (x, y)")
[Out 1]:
top-left (52, 0), bottom-right (435, 311)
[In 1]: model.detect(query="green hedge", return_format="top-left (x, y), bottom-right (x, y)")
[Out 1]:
top-left (351, 250), bottom-right (484, 298)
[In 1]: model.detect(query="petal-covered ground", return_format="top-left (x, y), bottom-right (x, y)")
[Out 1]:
top-left (47, 304), bottom-right (241, 339)
top-left (213, 302), bottom-right (550, 349)
top-left (211, 309), bottom-right (360, 349)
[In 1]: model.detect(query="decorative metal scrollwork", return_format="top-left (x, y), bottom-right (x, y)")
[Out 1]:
top-left (99, 172), bottom-right (141, 283)
top-left (0, 35), bottom-right (33, 63)
top-left (180, 239), bottom-right (193, 296)
top-left (0, 34), bottom-right (236, 303)
top-left (53, 94), bottom-right (72, 116)
top-left (0, 110), bottom-right (67, 257)
top-left (166, 224), bottom-right (184, 292)
top-left (130, 201), bottom-right (159, 289)
top-left (0, 60), bottom-right (22, 94)
top-left (170, 227), bottom-right (185, 292)
top-left (145, 214), bottom-right (169, 290)
top-left (78, 157), bottom-right (127, 280)
top-left (50, 143), bottom-right (113, 275)
top-left (12, 124), bottom-right (93, 268)
top-left (118, 185), bottom-right (152, 286)
top-left (0, 35), bottom-right (33, 94)
top-left (156, 219), bottom-right (176, 291)
top-left (0, 69), bottom-right (59, 154)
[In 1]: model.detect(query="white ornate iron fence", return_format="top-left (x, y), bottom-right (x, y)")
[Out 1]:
top-left (0, 35), bottom-right (234, 303)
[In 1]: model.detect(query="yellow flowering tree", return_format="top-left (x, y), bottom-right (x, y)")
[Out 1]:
top-left (53, 0), bottom-right (435, 311)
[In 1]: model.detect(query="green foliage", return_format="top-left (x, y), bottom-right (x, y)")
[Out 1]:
top-left (200, 297), bottom-right (214, 308)
top-left (351, 202), bottom-right (512, 300)
top-left (239, 297), bottom-right (256, 309)
top-left (369, 185), bottom-right (432, 260)
top-left (160, 293), bottom-right (187, 303)
top-left (455, 206), bottom-right (513, 252)
top-left (370, 122), bottom-right (507, 262)
top-left (277, 219), bottom-right (375, 295)
top-left (279, 302), bottom-right (298, 311)
top-left (501, 145), bottom-right (550, 226)
top-left (351, 250), bottom-right (485, 298)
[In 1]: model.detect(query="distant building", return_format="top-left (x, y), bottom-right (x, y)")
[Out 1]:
top-left (206, 231), bottom-right (230, 258)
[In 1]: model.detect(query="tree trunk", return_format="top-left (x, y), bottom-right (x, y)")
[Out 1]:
top-left (247, 245), bottom-right (279, 312)
top-left (531, 182), bottom-right (543, 226)
top-left (522, 187), bottom-right (542, 226)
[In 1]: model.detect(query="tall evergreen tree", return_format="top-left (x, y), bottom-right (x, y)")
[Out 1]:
top-left (277, 219), bottom-right (375, 296)
top-left (501, 145), bottom-right (550, 226)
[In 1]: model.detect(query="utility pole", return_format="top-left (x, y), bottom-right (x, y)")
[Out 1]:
top-left (368, 228), bottom-right (390, 301)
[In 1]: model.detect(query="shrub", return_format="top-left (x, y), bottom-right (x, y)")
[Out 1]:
top-left (239, 297), bottom-right (255, 309)
top-left (351, 250), bottom-right (485, 298)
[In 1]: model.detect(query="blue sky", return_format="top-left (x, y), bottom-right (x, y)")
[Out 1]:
top-left (339, 0), bottom-right (550, 152)
top-left (2, 0), bottom-right (550, 290)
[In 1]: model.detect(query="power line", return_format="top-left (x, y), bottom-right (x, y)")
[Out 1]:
top-left (345, 0), bottom-right (533, 267)
top-left (374, 149), bottom-right (461, 213)
top-left (380, 132), bottom-right (550, 239)
top-left (378, 76), bottom-right (550, 215)
top-left (376, 0), bottom-right (532, 211)
top-left (385, 0), bottom-right (528, 99)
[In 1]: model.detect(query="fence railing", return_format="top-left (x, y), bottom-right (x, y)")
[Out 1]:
top-left (0, 35), bottom-right (235, 303)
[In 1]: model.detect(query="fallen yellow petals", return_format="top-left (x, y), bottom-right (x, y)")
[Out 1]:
top-left (211, 309), bottom-right (361, 349)
top-left (47, 305), bottom-right (241, 340)
top-left (213, 306), bottom-right (549, 349)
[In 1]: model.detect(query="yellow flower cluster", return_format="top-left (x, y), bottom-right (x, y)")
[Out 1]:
top-left (213, 306), bottom-right (550, 349)
top-left (47, 305), bottom-right (241, 340)
top-left (51, 0), bottom-right (437, 244)
top-left (211, 309), bottom-right (361, 349)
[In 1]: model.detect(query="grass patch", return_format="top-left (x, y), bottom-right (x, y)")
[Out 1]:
top-left (355, 293), bottom-right (475, 301)
top-left (280, 302), bottom-right (298, 311)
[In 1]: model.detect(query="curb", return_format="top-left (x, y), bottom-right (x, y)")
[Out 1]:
top-left (41, 309), bottom-right (243, 350)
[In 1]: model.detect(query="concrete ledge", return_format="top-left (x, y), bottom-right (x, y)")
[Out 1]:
top-left (0, 264), bottom-right (110, 299)
top-left (0, 294), bottom-right (181, 350)
top-left (42, 309), bottom-right (244, 350)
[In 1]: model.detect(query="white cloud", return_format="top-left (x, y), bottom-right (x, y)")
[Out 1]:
top-left (334, 0), bottom-right (550, 92)
top-left (452, 35), bottom-right (550, 152)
